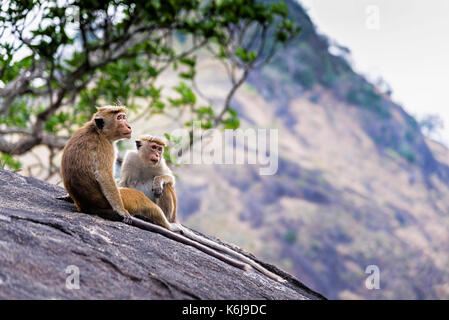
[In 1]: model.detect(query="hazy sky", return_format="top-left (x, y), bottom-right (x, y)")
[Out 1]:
top-left (299, 0), bottom-right (449, 146)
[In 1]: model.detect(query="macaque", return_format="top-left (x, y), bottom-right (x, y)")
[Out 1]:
top-left (119, 136), bottom-right (177, 223)
top-left (119, 136), bottom-right (286, 283)
top-left (59, 106), bottom-right (249, 271)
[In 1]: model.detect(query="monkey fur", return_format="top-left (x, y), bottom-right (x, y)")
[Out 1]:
top-left (60, 106), bottom-right (249, 271)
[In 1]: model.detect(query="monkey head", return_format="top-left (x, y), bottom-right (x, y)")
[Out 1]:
top-left (93, 106), bottom-right (132, 141)
top-left (136, 135), bottom-right (166, 166)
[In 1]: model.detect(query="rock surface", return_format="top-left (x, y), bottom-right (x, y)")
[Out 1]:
top-left (0, 169), bottom-right (324, 299)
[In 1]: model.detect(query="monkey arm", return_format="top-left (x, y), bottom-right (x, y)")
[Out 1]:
top-left (118, 169), bottom-right (131, 188)
top-left (152, 174), bottom-right (175, 198)
top-left (153, 174), bottom-right (175, 188)
top-left (94, 168), bottom-right (130, 219)
top-left (118, 152), bottom-right (135, 188)
top-left (118, 151), bottom-right (140, 188)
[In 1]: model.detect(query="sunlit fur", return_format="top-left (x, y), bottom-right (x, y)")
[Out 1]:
top-left (139, 135), bottom-right (166, 147)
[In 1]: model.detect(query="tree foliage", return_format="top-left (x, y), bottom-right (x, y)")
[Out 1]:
top-left (0, 0), bottom-right (300, 177)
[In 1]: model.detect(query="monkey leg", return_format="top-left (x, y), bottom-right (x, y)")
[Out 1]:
top-left (119, 188), bottom-right (171, 229)
top-left (155, 184), bottom-right (177, 223)
top-left (173, 224), bottom-right (286, 283)
top-left (56, 193), bottom-right (86, 214)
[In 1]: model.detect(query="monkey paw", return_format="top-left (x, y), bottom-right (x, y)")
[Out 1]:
top-left (152, 186), bottom-right (163, 198)
top-left (121, 214), bottom-right (133, 225)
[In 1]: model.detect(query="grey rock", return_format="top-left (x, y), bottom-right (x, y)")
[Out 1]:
top-left (0, 169), bottom-right (324, 300)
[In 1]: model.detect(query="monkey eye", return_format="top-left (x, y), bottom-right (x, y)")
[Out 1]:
top-left (158, 147), bottom-right (162, 152)
top-left (117, 114), bottom-right (126, 120)
top-left (152, 145), bottom-right (157, 149)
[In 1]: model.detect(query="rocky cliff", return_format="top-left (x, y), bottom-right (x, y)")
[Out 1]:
top-left (0, 168), bottom-right (323, 299)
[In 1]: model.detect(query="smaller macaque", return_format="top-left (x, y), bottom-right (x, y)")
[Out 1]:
top-left (119, 135), bottom-right (177, 223)
top-left (119, 135), bottom-right (286, 283)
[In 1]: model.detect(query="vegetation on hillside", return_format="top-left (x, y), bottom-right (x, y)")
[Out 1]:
top-left (0, 0), bottom-right (299, 178)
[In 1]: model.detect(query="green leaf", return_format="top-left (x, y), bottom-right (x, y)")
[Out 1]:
top-left (248, 51), bottom-right (257, 62)
top-left (222, 108), bottom-right (240, 129)
top-left (179, 57), bottom-right (196, 67)
top-left (0, 153), bottom-right (21, 172)
top-left (235, 47), bottom-right (248, 62)
top-left (179, 70), bottom-right (195, 79)
top-left (194, 106), bottom-right (215, 116)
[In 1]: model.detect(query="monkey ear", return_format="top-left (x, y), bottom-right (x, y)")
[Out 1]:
top-left (94, 117), bottom-right (104, 130)
top-left (135, 140), bottom-right (142, 150)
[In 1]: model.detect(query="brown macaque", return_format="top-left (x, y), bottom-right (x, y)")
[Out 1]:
top-left (119, 136), bottom-right (286, 283)
top-left (59, 106), bottom-right (250, 271)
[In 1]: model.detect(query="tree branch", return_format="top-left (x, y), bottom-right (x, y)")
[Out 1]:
top-left (0, 127), bottom-right (68, 152)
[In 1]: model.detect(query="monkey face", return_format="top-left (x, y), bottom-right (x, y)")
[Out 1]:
top-left (148, 142), bottom-right (163, 165)
top-left (115, 112), bottom-right (132, 139)
top-left (137, 140), bottom-right (164, 165)
top-left (95, 111), bottom-right (132, 141)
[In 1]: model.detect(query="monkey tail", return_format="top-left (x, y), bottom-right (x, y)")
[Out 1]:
top-left (177, 225), bottom-right (286, 283)
top-left (167, 185), bottom-right (177, 222)
top-left (125, 216), bottom-right (251, 271)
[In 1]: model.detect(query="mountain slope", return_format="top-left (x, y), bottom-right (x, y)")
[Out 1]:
top-left (173, 0), bottom-right (449, 299)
